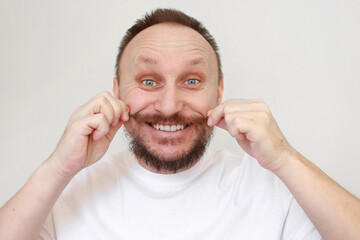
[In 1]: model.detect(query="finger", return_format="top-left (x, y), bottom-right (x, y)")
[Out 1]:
top-left (72, 93), bottom-right (114, 124)
top-left (106, 120), bottom-right (124, 141)
top-left (93, 96), bottom-right (116, 125)
top-left (223, 113), bottom-right (252, 139)
top-left (217, 111), bottom-right (266, 141)
top-left (212, 117), bottom-right (225, 130)
top-left (208, 99), bottom-right (269, 126)
top-left (102, 92), bottom-right (128, 126)
top-left (236, 133), bottom-right (247, 143)
top-left (207, 103), bottom-right (226, 127)
top-left (120, 105), bottom-right (130, 123)
top-left (99, 92), bottom-right (130, 125)
top-left (72, 113), bottom-right (110, 141)
top-left (224, 99), bottom-right (267, 112)
top-left (89, 114), bottom-right (110, 141)
top-left (208, 100), bottom-right (244, 127)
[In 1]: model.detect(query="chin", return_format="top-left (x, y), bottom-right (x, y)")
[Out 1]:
top-left (124, 112), bottom-right (213, 173)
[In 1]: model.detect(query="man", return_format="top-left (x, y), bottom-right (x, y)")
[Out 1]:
top-left (0, 8), bottom-right (359, 240)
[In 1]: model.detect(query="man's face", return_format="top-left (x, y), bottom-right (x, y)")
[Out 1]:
top-left (114, 23), bottom-right (223, 173)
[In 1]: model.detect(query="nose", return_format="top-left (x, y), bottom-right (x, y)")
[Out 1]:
top-left (154, 85), bottom-right (184, 116)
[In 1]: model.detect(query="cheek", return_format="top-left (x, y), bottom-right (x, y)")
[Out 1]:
top-left (184, 91), bottom-right (218, 115)
top-left (122, 90), bottom-right (156, 114)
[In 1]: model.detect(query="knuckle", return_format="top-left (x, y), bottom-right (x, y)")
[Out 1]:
top-left (263, 104), bottom-right (270, 113)
top-left (113, 107), bottom-right (121, 118)
top-left (114, 102), bottom-right (123, 113)
top-left (224, 113), bottom-right (231, 123)
top-left (97, 118), bottom-right (110, 132)
top-left (234, 117), bottom-right (242, 126)
top-left (100, 91), bottom-right (111, 97)
top-left (223, 105), bottom-right (231, 114)
top-left (95, 112), bottom-right (108, 122)
top-left (263, 109), bottom-right (272, 120)
top-left (259, 101), bottom-right (270, 112)
top-left (120, 100), bottom-right (127, 110)
top-left (229, 126), bottom-right (239, 138)
top-left (224, 113), bottom-right (236, 126)
top-left (96, 95), bottom-right (108, 104)
top-left (100, 124), bottom-right (110, 133)
top-left (259, 112), bottom-right (270, 122)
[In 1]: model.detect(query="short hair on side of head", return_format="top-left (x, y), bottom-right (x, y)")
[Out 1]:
top-left (115, 8), bottom-right (223, 82)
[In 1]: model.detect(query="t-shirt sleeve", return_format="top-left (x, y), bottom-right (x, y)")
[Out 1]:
top-left (281, 195), bottom-right (323, 239)
top-left (38, 210), bottom-right (56, 240)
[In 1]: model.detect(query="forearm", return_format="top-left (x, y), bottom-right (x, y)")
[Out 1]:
top-left (274, 150), bottom-right (360, 240)
top-left (0, 157), bottom-right (72, 240)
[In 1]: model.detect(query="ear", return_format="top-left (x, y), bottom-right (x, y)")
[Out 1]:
top-left (217, 76), bottom-right (224, 104)
top-left (113, 77), bottom-right (120, 99)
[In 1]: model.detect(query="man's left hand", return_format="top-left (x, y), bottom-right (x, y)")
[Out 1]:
top-left (207, 99), bottom-right (294, 172)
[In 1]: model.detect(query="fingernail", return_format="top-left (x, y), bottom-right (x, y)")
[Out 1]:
top-left (123, 111), bottom-right (129, 121)
top-left (207, 117), bottom-right (213, 126)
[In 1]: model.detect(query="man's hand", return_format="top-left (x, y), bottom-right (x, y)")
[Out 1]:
top-left (0, 91), bottom-right (129, 240)
top-left (50, 91), bottom-right (129, 178)
top-left (208, 99), bottom-right (360, 239)
top-left (207, 99), bottom-right (293, 172)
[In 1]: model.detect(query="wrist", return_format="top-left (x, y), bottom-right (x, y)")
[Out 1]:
top-left (271, 147), bottom-right (301, 177)
top-left (42, 154), bottom-right (77, 185)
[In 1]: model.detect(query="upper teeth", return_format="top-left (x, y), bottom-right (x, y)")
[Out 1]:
top-left (152, 124), bottom-right (185, 131)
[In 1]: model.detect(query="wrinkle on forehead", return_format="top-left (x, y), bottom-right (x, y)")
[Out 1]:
top-left (129, 43), bottom-right (212, 69)
top-left (130, 38), bottom-right (211, 52)
top-left (133, 54), bottom-right (209, 71)
top-left (120, 23), bottom-right (217, 73)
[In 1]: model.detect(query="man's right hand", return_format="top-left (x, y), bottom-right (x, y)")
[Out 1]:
top-left (0, 91), bottom-right (128, 240)
top-left (49, 91), bottom-right (129, 178)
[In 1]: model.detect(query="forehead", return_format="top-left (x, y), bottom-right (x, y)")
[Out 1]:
top-left (119, 23), bottom-right (217, 71)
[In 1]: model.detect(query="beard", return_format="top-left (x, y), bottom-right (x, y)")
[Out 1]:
top-left (124, 112), bottom-right (213, 173)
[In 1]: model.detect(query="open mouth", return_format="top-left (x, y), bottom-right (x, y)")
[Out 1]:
top-left (147, 122), bottom-right (190, 132)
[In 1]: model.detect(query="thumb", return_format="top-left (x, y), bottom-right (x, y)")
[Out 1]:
top-left (107, 121), bottom-right (123, 141)
top-left (215, 118), bottom-right (227, 131)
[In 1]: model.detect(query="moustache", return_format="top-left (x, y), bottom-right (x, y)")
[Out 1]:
top-left (129, 113), bottom-right (208, 126)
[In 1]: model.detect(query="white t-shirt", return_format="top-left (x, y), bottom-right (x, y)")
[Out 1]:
top-left (40, 148), bottom-right (321, 239)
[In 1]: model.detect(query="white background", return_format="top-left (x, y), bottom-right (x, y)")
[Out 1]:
top-left (0, 0), bottom-right (359, 206)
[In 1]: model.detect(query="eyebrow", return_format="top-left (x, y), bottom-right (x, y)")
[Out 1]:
top-left (189, 57), bottom-right (207, 66)
top-left (135, 56), bottom-right (158, 66)
top-left (135, 55), bottom-right (207, 67)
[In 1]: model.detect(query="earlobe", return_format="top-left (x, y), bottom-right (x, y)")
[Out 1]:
top-left (217, 77), bottom-right (224, 103)
top-left (113, 77), bottom-right (120, 99)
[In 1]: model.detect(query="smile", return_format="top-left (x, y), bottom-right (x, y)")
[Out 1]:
top-left (149, 123), bottom-right (189, 132)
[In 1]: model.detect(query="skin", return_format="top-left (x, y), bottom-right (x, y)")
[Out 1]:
top-left (0, 23), bottom-right (359, 240)
top-left (113, 23), bottom-right (223, 172)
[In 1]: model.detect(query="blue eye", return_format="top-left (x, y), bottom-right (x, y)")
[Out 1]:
top-left (184, 79), bottom-right (199, 85)
top-left (142, 80), bottom-right (157, 87)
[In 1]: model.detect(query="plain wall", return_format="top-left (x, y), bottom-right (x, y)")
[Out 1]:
top-left (0, 0), bottom-right (359, 206)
